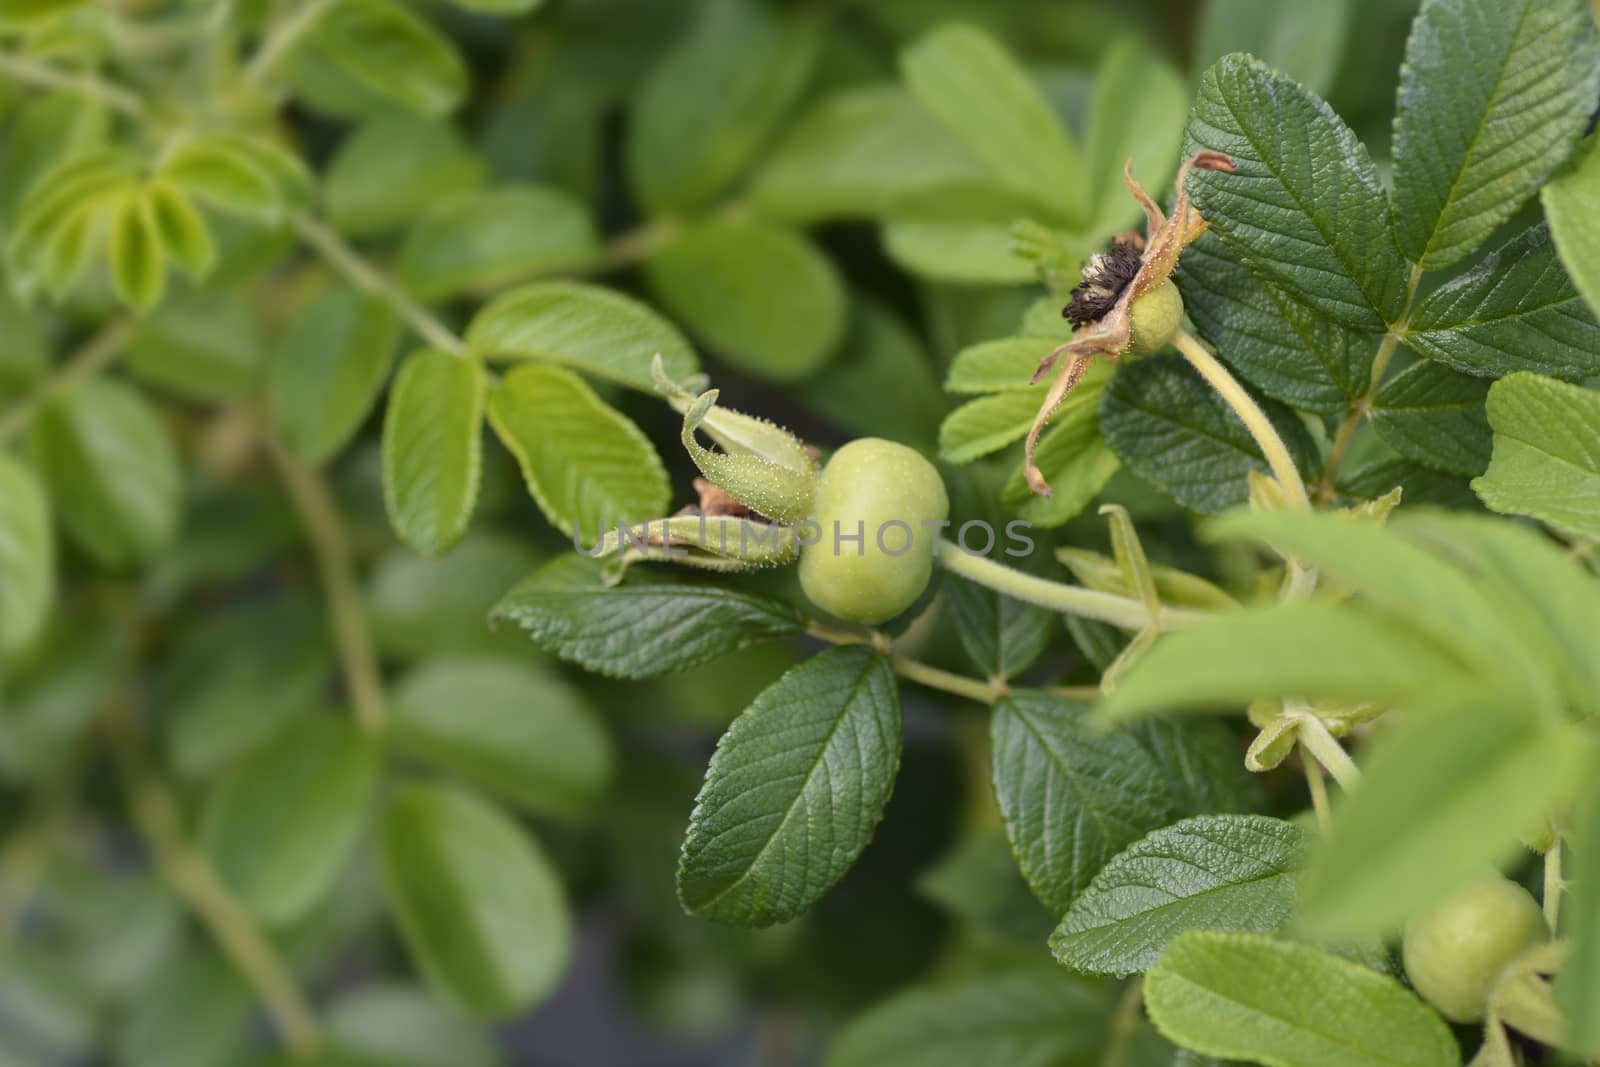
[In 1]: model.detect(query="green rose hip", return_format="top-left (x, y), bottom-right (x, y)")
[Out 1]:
top-left (1402, 874), bottom-right (1547, 1023)
top-left (799, 438), bottom-right (948, 624)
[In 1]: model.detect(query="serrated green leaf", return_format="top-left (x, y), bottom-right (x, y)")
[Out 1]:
top-left (391, 657), bottom-right (612, 820)
top-left (1369, 360), bottom-right (1490, 476)
top-left (325, 115), bottom-right (486, 237)
top-left (466, 280), bottom-right (698, 391)
top-left (200, 716), bottom-right (377, 926)
top-left (1145, 932), bottom-right (1458, 1067)
top-left (0, 451), bottom-right (53, 654)
top-left (379, 782), bottom-right (571, 1018)
top-left (1186, 53), bottom-right (1407, 331)
top-left (1473, 372), bottom-right (1600, 539)
top-left (882, 180), bottom-right (1047, 285)
top-left (1100, 354), bottom-right (1319, 514)
top-left (1085, 37), bottom-right (1189, 234)
top-left (1391, 0), bottom-right (1600, 269)
top-left (382, 349), bottom-right (484, 557)
top-left (308, 0), bottom-right (467, 118)
top-left (937, 389), bottom-right (1040, 464)
top-left (492, 555), bottom-right (804, 679)
top-left (823, 969), bottom-right (1113, 1067)
top-left (125, 292), bottom-right (266, 403)
top-left (396, 185), bottom-right (597, 300)
top-left (1299, 702), bottom-right (1592, 937)
top-left (1406, 223), bottom-right (1600, 380)
top-left (944, 336), bottom-right (1058, 395)
top-left (899, 23), bottom-right (1083, 224)
top-left (1338, 456), bottom-right (1474, 508)
top-left (324, 984), bottom-right (502, 1067)
top-left (748, 86), bottom-right (984, 222)
top-left (991, 691), bottom-right (1179, 914)
top-left (626, 0), bottom-right (819, 215)
top-left (678, 646), bottom-right (900, 926)
top-left (1544, 136), bottom-right (1600, 320)
top-left (645, 218), bottom-right (844, 383)
top-left (943, 573), bottom-right (1052, 680)
top-left (1194, 0), bottom-right (1351, 96)
top-left (268, 287), bottom-right (399, 463)
top-left (486, 364), bottom-right (668, 543)
top-left (1133, 719), bottom-right (1264, 817)
top-left (108, 191), bottom-right (165, 312)
top-left (1000, 400), bottom-right (1121, 527)
top-left (28, 378), bottom-right (180, 568)
top-left (1051, 815), bottom-right (1305, 977)
top-left (1177, 231), bottom-right (1369, 417)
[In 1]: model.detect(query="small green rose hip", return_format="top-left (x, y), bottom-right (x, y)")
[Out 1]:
top-left (1402, 874), bottom-right (1547, 1023)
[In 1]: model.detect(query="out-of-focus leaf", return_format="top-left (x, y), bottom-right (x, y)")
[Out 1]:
top-left (1474, 372), bottom-right (1600, 540)
top-left (396, 185), bottom-right (597, 300)
top-left (1194, 0), bottom-right (1351, 96)
top-left (0, 451), bottom-right (53, 655)
top-left (800, 300), bottom-right (945, 448)
top-left (382, 349), bottom-right (484, 557)
top-left (305, 0), bottom-right (467, 117)
top-left (125, 292), bottom-right (266, 402)
top-left (883, 181), bottom-right (1051, 284)
top-left (368, 535), bottom-right (539, 659)
top-left (268, 287), bottom-right (399, 463)
top-left (323, 983), bottom-right (502, 1067)
top-left (107, 191), bottom-right (165, 312)
top-left (1084, 37), bottom-right (1188, 233)
top-left (325, 115), bottom-right (486, 237)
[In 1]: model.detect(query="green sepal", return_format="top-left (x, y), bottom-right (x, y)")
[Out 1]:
top-left (592, 513), bottom-right (801, 583)
top-left (678, 388), bottom-right (816, 524)
top-left (653, 354), bottom-right (817, 476)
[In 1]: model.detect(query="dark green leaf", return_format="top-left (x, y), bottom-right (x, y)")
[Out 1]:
top-left (324, 984), bottom-right (502, 1067)
top-left (915, 830), bottom-right (1056, 944)
top-left (1475, 372), bottom-right (1600, 540)
top-left (943, 573), bottom-right (1052, 680)
top-left (201, 716), bottom-right (378, 925)
top-left (390, 657), bottom-right (613, 820)
top-left (1145, 932), bottom-right (1458, 1067)
top-left (382, 349), bottom-right (484, 557)
top-left (678, 647), bottom-right (900, 926)
top-left (486, 364), bottom-right (669, 542)
top-left (1100, 354), bottom-right (1319, 514)
top-left (1133, 719), bottom-right (1264, 817)
top-left (380, 782), bottom-right (571, 1017)
top-left (991, 691), bottom-right (1179, 914)
top-left (396, 185), bottom-right (597, 300)
top-left (0, 451), bottom-right (53, 654)
top-left (492, 554), bottom-right (805, 679)
top-left (325, 114), bottom-right (486, 237)
top-left (268, 287), bottom-right (399, 464)
top-left (645, 218), bottom-right (845, 383)
top-left (1051, 815), bottom-right (1305, 976)
top-left (308, 0), bottom-right (467, 117)
top-left (1406, 223), bottom-right (1600, 380)
top-left (1369, 359), bottom-right (1491, 476)
top-left (1186, 54), bottom-right (1407, 331)
top-left (1391, 0), bottom-right (1600, 269)
top-left (466, 280), bottom-right (698, 391)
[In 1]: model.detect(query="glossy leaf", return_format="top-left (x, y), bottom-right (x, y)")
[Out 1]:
top-left (308, 0), bottom-right (467, 118)
top-left (0, 451), bottom-right (53, 654)
top-left (466, 280), bottom-right (698, 391)
top-left (1051, 815), bottom-right (1305, 976)
top-left (200, 716), bottom-right (377, 925)
top-left (492, 554), bottom-right (804, 679)
top-left (678, 647), bottom-right (900, 926)
top-left (486, 364), bottom-right (669, 543)
top-left (1474, 372), bottom-right (1600, 539)
top-left (268, 287), bottom-right (399, 463)
top-left (396, 185), bottom-right (597, 300)
top-left (1391, 0), bottom-right (1600, 268)
top-left (380, 782), bottom-right (571, 1017)
top-left (382, 349), bottom-right (484, 557)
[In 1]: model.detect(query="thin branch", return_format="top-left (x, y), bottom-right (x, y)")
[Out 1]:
top-left (263, 429), bottom-right (387, 734)
top-left (241, 0), bottom-right (342, 90)
top-left (0, 54), bottom-right (147, 118)
top-left (1544, 834), bottom-right (1564, 934)
top-left (0, 319), bottom-right (137, 447)
top-left (807, 622), bottom-right (1006, 705)
top-left (1302, 755), bottom-right (1331, 834)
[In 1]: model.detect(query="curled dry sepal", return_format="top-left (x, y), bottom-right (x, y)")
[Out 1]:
top-left (1024, 151), bottom-right (1237, 497)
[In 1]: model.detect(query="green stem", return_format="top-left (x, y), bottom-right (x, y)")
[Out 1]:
top-left (0, 54), bottom-right (147, 118)
top-left (0, 319), bottom-right (136, 447)
top-left (1303, 755), bottom-right (1331, 833)
top-left (1544, 834), bottom-right (1564, 933)
top-left (107, 702), bottom-right (322, 1057)
top-left (936, 539), bottom-right (1207, 632)
top-left (263, 430), bottom-right (387, 734)
top-left (807, 622), bottom-right (1005, 705)
top-left (1295, 715), bottom-right (1361, 791)
top-left (242, 0), bottom-right (343, 90)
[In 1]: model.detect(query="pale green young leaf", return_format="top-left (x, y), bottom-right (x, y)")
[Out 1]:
top-left (0, 451), bottom-right (53, 655)
top-left (382, 349), bottom-right (484, 557)
top-left (28, 378), bottom-right (181, 568)
top-left (1096, 599), bottom-right (1476, 724)
top-left (1474, 373), bottom-right (1600, 539)
top-left (1557, 781), bottom-right (1600, 1052)
top-left (325, 115), bottom-right (486, 237)
top-left (1186, 54), bottom-right (1407, 331)
top-left (1084, 37), bottom-right (1189, 234)
top-left (466, 280), bottom-right (698, 391)
top-left (1544, 136), bottom-right (1600, 319)
top-left (324, 984), bottom-right (502, 1067)
top-left (379, 782), bottom-right (571, 1017)
top-left (308, 0), bottom-right (467, 118)
top-left (1100, 355), bottom-right (1319, 514)
top-left (1369, 360), bottom-right (1491, 477)
top-left (991, 691), bottom-right (1179, 914)
top-left (200, 716), bottom-right (378, 926)
top-left (678, 647), bottom-right (900, 926)
top-left (1194, 0), bottom-right (1351, 96)
top-left (7, 150), bottom-right (138, 293)
top-left (486, 364), bottom-right (669, 543)
top-left (1000, 395), bottom-right (1121, 528)
top-left (268, 287), bottom-right (399, 463)
top-left (1145, 932), bottom-right (1457, 1067)
top-left (0, 92), bottom-right (106, 229)
top-left (645, 218), bottom-right (845, 383)
top-left (396, 185), bottom-right (598, 300)
top-left (108, 191), bottom-right (165, 312)
top-left (899, 23), bottom-right (1084, 225)
top-left (748, 86), bottom-right (985, 222)
top-left (943, 574), bottom-right (1053, 680)
top-left (626, 0), bottom-right (819, 216)
top-left (1298, 702), bottom-right (1593, 937)
top-left (125, 293), bottom-right (266, 403)
top-left (391, 658), bottom-right (612, 820)
top-left (882, 180), bottom-right (1051, 285)
top-left (1051, 815), bottom-right (1305, 976)
top-left (159, 137), bottom-right (283, 224)
top-left (144, 182), bottom-right (215, 281)
top-left (1391, 0), bottom-right (1600, 269)
top-left (823, 969), bottom-right (1113, 1067)
top-left (1177, 231), bottom-right (1369, 417)
top-left (1406, 223), bottom-right (1600, 380)
top-left (945, 336), bottom-right (1060, 395)
top-left (492, 554), bottom-right (804, 679)
top-left (937, 389), bottom-right (1040, 464)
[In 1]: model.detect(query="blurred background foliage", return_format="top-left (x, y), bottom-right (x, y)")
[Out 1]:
top-left (0, 0), bottom-right (1428, 1064)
